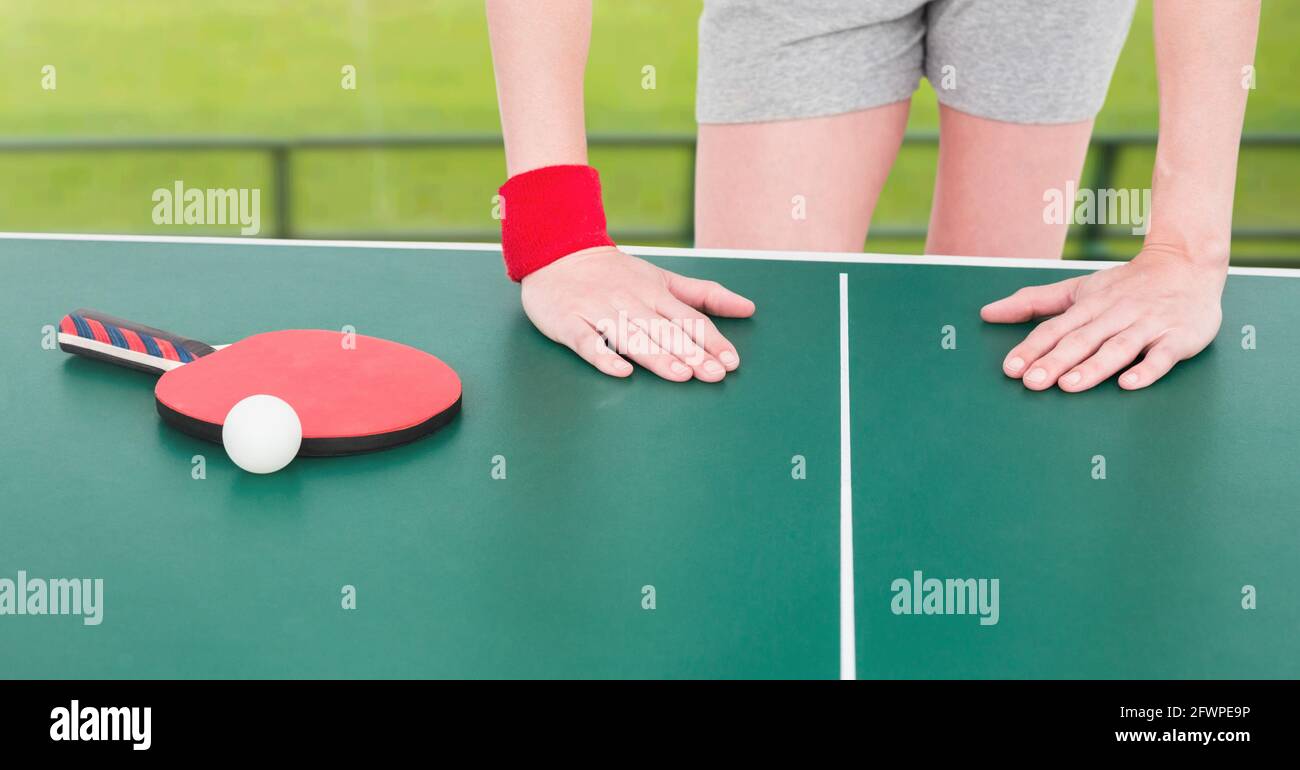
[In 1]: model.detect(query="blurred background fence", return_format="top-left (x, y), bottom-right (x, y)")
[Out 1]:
top-left (2, 0), bottom-right (1297, 265)
top-left (3, 132), bottom-right (1297, 265)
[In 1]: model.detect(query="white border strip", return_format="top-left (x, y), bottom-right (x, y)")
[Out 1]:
top-left (4, 232), bottom-right (1298, 277)
top-left (839, 273), bottom-right (856, 681)
top-left (57, 332), bottom-right (183, 372)
top-left (634, 244), bottom-right (1118, 271)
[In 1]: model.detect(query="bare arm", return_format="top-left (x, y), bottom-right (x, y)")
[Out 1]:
top-left (485, 0), bottom-right (591, 175)
top-left (1145, 0), bottom-right (1261, 265)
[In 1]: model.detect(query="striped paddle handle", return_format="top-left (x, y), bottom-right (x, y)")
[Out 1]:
top-left (58, 309), bottom-right (218, 376)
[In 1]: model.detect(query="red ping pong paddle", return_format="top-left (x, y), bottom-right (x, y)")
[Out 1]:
top-left (58, 309), bottom-right (462, 456)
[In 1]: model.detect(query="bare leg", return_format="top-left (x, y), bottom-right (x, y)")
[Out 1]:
top-left (695, 101), bottom-right (911, 252)
top-left (926, 105), bottom-right (1095, 259)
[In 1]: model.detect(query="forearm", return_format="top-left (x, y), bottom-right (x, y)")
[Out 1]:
top-left (485, 0), bottom-right (592, 175)
top-left (1146, 0), bottom-right (1260, 266)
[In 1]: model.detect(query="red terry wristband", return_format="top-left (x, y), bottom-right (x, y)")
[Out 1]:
top-left (498, 164), bottom-right (615, 281)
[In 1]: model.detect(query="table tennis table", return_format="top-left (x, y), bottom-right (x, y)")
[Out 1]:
top-left (2, 232), bottom-right (1297, 679)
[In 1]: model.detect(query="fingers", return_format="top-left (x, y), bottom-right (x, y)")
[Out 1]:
top-left (665, 272), bottom-right (756, 318)
top-left (655, 296), bottom-right (741, 371)
top-left (624, 299), bottom-right (727, 382)
top-left (1000, 298), bottom-right (1107, 381)
top-left (555, 316), bottom-right (633, 378)
top-left (1050, 319), bottom-right (1167, 392)
top-left (1022, 321), bottom-right (1188, 393)
top-left (585, 304), bottom-right (706, 384)
top-left (1119, 339), bottom-right (1185, 391)
top-left (1057, 328), bottom-right (1152, 392)
top-left (980, 276), bottom-right (1084, 324)
top-left (1018, 309), bottom-right (1140, 391)
top-left (617, 323), bottom-right (696, 383)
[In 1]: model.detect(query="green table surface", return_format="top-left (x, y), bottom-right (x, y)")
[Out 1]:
top-left (1, 235), bottom-right (1296, 679)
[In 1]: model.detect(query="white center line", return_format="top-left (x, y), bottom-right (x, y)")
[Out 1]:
top-left (839, 272), bottom-right (856, 681)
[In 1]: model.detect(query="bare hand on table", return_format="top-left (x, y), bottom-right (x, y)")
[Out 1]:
top-left (520, 246), bottom-right (756, 382)
top-left (981, 246), bottom-right (1227, 392)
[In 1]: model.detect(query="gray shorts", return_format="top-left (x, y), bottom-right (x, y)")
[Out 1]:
top-left (697, 0), bottom-right (1137, 125)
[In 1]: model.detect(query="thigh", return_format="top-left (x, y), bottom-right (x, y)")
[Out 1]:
top-left (694, 0), bottom-right (924, 251)
top-left (926, 105), bottom-right (1094, 259)
top-left (922, 0), bottom-right (1136, 258)
top-left (695, 102), bottom-right (911, 252)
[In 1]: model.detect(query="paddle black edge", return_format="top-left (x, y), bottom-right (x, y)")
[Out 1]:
top-left (155, 394), bottom-right (462, 457)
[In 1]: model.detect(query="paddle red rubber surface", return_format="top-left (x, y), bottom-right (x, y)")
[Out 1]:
top-left (156, 330), bottom-right (461, 443)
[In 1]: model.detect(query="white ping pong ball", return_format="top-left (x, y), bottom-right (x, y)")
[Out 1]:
top-left (222, 394), bottom-right (303, 474)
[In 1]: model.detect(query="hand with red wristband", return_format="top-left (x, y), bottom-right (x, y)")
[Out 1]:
top-left (487, 0), bottom-right (753, 381)
top-left (500, 164), bottom-right (754, 382)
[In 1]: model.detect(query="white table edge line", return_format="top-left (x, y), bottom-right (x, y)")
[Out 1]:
top-left (2, 232), bottom-right (1297, 278)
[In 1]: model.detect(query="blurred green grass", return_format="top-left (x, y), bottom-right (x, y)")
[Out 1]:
top-left (0, 0), bottom-right (1296, 261)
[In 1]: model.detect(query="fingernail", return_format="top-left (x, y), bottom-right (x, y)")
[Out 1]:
top-left (719, 350), bottom-right (739, 368)
top-left (612, 359), bottom-right (632, 374)
top-left (1121, 372), bottom-right (1139, 386)
top-left (670, 361), bottom-right (691, 378)
top-left (1025, 367), bottom-right (1046, 384)
top-left (1061, 371), bottom-right (1081, 388)
top-left (703, 360), bottom-right (724, 377)
top-left (1005, 356), bottom-right (1024, 373)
